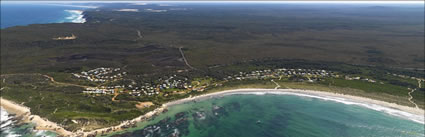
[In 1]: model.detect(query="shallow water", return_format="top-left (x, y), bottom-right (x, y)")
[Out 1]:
top-left (107, 93), bottom-right (424, 137)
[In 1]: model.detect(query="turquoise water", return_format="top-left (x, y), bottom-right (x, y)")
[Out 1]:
top-left (109, 94), bottom-right (424, 137)
top-left (0, 3), bottom-right (86, 29)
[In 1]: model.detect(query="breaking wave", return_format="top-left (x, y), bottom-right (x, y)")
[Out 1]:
top-left (0, 107), bottom-right (57, 137)
top-left (225, 90), bottom-right (425, 124)
top-left (0, 107), bottom-right (20, 137)
top-left (64, 10), bottom-right (86, 23)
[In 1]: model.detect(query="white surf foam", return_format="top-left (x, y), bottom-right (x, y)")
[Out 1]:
top-left (224, 91), bottom-right (425, 124)
top-left (0, 107), bottom-right (21, 137)
top-left (1, 107), bottom-right (55, 137)
top-left (64, 10), bottom-right (86, 23)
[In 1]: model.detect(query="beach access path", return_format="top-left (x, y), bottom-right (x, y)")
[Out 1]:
top-left (407, 79), bottom-right (423, 109)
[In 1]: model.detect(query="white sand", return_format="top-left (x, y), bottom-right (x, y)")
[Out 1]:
top-left (2, 88), bottom-right (424, 137)
top-left (0, 98), bottom-right (73, 136)
top-left (165, 89), bottom-right (424, 123)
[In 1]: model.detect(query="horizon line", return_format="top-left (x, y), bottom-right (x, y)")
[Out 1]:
top-left (2, 1), bottom-right (424, 4)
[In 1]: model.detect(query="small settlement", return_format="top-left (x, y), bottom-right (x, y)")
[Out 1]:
top-left (388, 73), bottom-right (424, 81)
top-left (52, 34), bottom-right (77, 40)
top-left (225, 68), bottom-right (336, 82)
top-left (74, 67), bottom-right (385, 98)
top-left (72, 67), bottom-right (125, 82)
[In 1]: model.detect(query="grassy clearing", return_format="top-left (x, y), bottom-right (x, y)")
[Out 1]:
top-left (0, 75), bottom-right (150, 131)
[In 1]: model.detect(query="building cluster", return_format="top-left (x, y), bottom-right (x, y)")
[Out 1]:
top-left (127, 75), bottom-right (192, 96)
top-left (344, 75), bottom-right (377, 83)
top-left (73, 67), bottom-right (126, 82)
top-left (83, 87), bottom-right (115, 94)
top-left (388, 73), bottom-right (424, 81)
top-left (81, 67), bottom-right (420, 97)
top-left (158, 75), bottom-right (192, 90)
top-left (82, 73), bottom-right (192, 97)
top-left (127, 83), bottom-right (160, 96)
top-left (225, 68), bottom-right (337, 82)
top-left (52, 34), bottom-right (77, 40)
top-left (76, 65), bottom-right (425, 102)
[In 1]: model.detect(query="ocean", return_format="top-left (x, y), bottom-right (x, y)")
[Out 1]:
top-left (0, 3), bottom-right (87, 29)
top-left (107, 93), bottom-right (424, 137)
top-left (2, 93), bottom-right (423, 137)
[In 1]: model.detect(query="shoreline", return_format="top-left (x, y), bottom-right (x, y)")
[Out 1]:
top-left (164, 88), bottom-right (425, 124)
top-left (1, 88), bottom-right (424, 137)
top-left (64, 10), bottom-right (86, 23)
top-left (0, 97), bottom-right (73, 136)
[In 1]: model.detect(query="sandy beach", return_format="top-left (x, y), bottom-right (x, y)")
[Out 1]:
top-left (164, 89), bottom-right (425, 123)
top-left (166, 88), bottom-right (425, 116)
top-left (1, 88), bottom-right (424, 137)
top-left (0, 97), bottom-right (73, 136)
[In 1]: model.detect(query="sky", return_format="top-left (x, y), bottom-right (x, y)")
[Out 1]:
top-left (1, 0), bottom-right (424, 6)
top-left (1, 0), bottom-right (424, 2)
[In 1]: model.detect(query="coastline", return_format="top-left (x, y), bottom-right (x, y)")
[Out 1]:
top-left (164, 88), bottom-right (425, 124)
top-left (1, 88), bottom-right (424, 137)
top-left (0, 97), bottom-right (73, 136)
top-left (1, 5), bottom-right (87, 29)
top-left (64, 10), bottom-right (86, 23)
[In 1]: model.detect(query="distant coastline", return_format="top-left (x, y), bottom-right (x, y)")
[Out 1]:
top-left (1, 88), bottom-right (423, 137)
top-left (1, 3), bottom-right (88, 29)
